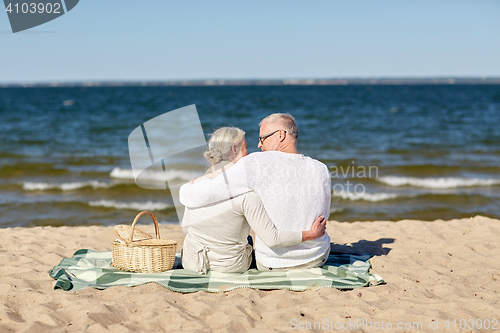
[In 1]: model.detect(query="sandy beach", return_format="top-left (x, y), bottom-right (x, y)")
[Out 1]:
top-left (0, 215), bottom-right (498, 332)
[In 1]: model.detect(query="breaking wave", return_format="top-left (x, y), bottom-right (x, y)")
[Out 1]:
top-left (23, 180), bottom-right (110, 191)
top-left (109, 167), bottom-right (200, 182)
top-left (87, 200), bottom-right (173, 211)
top-left (378, 176), bottom-right (500, 189)
top-left (333, 191), bottom-right (400, 202)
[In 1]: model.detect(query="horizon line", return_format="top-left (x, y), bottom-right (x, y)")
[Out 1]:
top-left (2, 76), bottom-right (500, 88)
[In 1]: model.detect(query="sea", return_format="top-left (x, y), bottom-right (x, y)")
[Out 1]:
top-left (0, 84), bottom-right (499, 227)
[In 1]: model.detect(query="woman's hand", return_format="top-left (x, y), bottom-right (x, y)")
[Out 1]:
top-left (302, 215), bottom-right (327, 241)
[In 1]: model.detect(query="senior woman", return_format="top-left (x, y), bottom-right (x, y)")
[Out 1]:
top-left (181, 127), bottom-right (326, 274)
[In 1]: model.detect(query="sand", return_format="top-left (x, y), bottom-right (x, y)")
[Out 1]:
top-left (0, 216), bottom-right (499, 332)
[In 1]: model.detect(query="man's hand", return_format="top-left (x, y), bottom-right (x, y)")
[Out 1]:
top-left (302, 215), bottom-right (327, 241)
top-left (188, 177), bottom-right (198, 184)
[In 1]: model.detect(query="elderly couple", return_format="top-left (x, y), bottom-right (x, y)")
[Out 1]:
top-left (179, 113), bottom-right (331, 273)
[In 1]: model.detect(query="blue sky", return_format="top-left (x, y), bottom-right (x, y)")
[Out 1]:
top-left (1, 0), bottom-right (499, 83)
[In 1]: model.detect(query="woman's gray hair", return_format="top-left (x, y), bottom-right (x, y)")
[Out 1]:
top-left (204, 127), bottom-right (246, 165)
top-left (259, 113), bottom-right (299, 140)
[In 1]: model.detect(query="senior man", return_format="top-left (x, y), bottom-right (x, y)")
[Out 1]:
top-left (180, 113), bottom-right (331, 271)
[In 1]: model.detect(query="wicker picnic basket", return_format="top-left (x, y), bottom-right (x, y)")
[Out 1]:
top-left (112, 211), bottom-right (177, 273)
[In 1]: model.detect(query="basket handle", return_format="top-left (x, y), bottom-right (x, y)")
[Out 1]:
top-left (127, 211), bottom-right (161, 244)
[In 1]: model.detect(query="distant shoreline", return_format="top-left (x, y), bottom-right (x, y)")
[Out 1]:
top-left (2, 77), bottom-right (500, 88)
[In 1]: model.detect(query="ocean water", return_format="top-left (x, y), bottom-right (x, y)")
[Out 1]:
top-left (0, 85), bottom-right (499, 227)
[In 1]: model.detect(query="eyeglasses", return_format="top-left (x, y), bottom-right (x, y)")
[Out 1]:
top-left (258, 129), bottom-right (286, 145)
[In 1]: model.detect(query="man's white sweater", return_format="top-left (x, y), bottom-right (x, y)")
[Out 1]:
top-left (180, 151), bottom-right (331, 268)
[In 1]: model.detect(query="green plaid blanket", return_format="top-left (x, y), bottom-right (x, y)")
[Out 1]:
top-left (49, 249), bottom-right (385, 293)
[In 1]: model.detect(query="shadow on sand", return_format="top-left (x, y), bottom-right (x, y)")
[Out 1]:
top-left (330, 238), bottom-right (395, 258)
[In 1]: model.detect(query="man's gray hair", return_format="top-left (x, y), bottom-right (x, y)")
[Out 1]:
top-left (259, 113), bottom-right (299, 140)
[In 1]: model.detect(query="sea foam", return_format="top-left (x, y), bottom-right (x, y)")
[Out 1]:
top-left (88, 200), bottom-right (172, 211)
top-left (23, 180), bottom-right (110, 191)
top-left (110, 167), bottom-right (200, 182)
top-left (378, 176), bottom-right (500, 189)
top-left (334, 191), bottom-right (400, 202)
